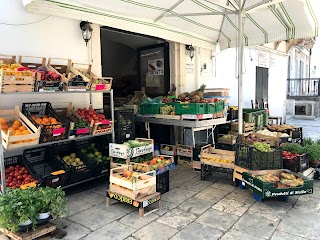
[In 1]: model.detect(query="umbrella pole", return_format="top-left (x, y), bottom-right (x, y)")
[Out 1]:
top-left (238, 1), bottom-right (245, 138)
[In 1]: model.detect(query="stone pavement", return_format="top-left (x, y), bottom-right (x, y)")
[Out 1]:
top-left (0, 165), bottom-right (318, 240)
top-left (35, 165), bottom-right (320, 240)
top-left (287, 117), bottom-right (320, 140)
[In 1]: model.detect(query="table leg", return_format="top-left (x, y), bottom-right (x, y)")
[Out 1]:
top-left (157, 200), bottom-right (161, 209)
top-left (106, 197), bottom-right (109, 206)
top-left (139, 208), bottom-right (144, 217)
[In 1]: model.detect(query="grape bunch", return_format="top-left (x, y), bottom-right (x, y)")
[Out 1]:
top-left (253, 142), bottom-right (273, 152)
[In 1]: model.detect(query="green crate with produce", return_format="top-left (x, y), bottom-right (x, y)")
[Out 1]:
top-left (175, 103), bottom-right (207, 115)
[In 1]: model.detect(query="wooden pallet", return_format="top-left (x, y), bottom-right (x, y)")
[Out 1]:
top-left (107, 191), bottom-right (161, 217)
top-left (231, 122), bottom-right (254, 131)
top-left (0, 223), bottom-right (56, 240)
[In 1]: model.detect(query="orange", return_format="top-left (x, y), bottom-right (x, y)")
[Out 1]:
top-left (42, 118), bottom-right (49, 123)
top-left (35, 119), bottom-right (42, 124)
top-left (11, 124), bottom-right (19, 130)
top-left (7, 127), bottom-right (15, 132)
top-left (31, 115), bottom-right (36, 120)
top-left (19, 126), bottom-right (27, 131)
top-left (0, 118), bottom-right (6, 125)
top-left (3, 129), bottom-right (8, 134)
top-left (22, 130), bottom-right (30, 135)
top-left (42, 115), bottom-right (48, 118)
top-left (14, 132), bottom-right (22, 136)
top-left (1, 124), bottom-right (8, 130)
top-left (13, 120), bottom-right (22, 126)
top-left (50, 118), bottom-right (56, 123)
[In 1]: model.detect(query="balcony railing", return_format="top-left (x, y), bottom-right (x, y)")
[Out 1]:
top-left (287, 78), bottom-right (320, 97)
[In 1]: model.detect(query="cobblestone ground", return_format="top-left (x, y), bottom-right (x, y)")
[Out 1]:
top-left (287, 117), bottom-right (320, 140)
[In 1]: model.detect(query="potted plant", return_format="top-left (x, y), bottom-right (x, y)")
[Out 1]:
top-left (304, 144), bottom-right (320, 167)
top-left (35, 187), bottom-right (67, 221)
top-left (0, 188), bottom-right (37, 232)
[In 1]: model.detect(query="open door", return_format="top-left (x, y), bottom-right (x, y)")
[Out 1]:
top-left (256, 66), bottom-right (269, 103)
top-left (137, 43), bottom-right (170, 97)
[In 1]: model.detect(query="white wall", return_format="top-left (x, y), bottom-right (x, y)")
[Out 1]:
top-left (0, 1), bottom-right (103, 109)
top-left (213, 48), bottom-right (288, 118)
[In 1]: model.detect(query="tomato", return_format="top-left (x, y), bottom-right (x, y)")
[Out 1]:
top-left (13, 178), bottom-right (17, 182)
top-left (5, 169), bottom-right (10, 174)
top-left (34, 180), bottom-right (40, 184)
top-left (17, 180), bottom-right (22, 185)
top-left (9, 172), bottom-right (15, 177)
top-left (23, 174), bottom-right (28, 179)
top-left (7, 176), bottom-right (12, 181)
top-left (9, 182), bottom-right (15, 187)
top-left (27, 175), bottom-right (32, 179)
top-left (17, 176), bottom-right (23, 180)
top-left (26, 177), bottom-right (32, 182)
top-left (21, 167), bottom-right (26, 171)
top-left (16, 165), bottom-right (21, 168)
top-left (9, 166), bottom-right (14, 171)
top-left (24, 170), bottom-right (29, 174)
top-left (14, 172), bottom-right (20, 178)
top-left (18, 170), bottom-right (24, 175)
top-left (12, 186), bottom-right (17, 189)
top-left (15, 184), bottom-right (20, 188)
top-left (30, 178), bottom-right (35, 182)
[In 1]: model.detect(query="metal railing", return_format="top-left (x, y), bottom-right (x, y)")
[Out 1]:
top-left (287, 78), bottom-right (320, 97)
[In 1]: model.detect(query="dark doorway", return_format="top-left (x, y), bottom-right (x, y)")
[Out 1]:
top-left (256, 67), bottom-right (269, 102)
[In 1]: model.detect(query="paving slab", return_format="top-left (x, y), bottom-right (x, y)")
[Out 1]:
top-left (52, 218), bottom-right (91, 240)
top-left (194, 187), bottom-right (229, 204)
top-left (248, 200), bottom-right (294, 222)
top-left (225, 188), bottom-right (257, 205)
top-left (68, 202), bottom-right (134, 231)
top-left (233, 213), bottom-right (278, 239)
top-left (156, 208), bottom-right (197, 230)
top-left (278, 209), bottom-right (320, 240)
top-left (220, 229), bottom-right (265, 240)
top-left (160, 188), bottom-right (197, 204)
top-left (212, 198), bottom-right (251, 217)
top-left (79, 192), bottom-right (106, 205)
top-left (210, 180), bottom-right (236, 193)
top-left (294, 195), bottom-right (320, 212)
top-left (67, 199), bottom-right (95, 217)
top-left (271, 230), bottom-right (309, 240)
top-left (170, 222), bottom-right (223, 240)
top-left (152, 200), bottom-right (178, 216)
top-left (119, 211), bottom-right (159, 229)
top-left (195, 209), bottom-right (239, 232)
top-left (82, 221), bottom-right (135, 240)
top-left (125, 237), bottom-right (138, 240)
top-left (178, 197), bottom-right (213, 215)
top-left (179, 178), bottom-right (214, 192)
top-left (132, 221), bottom-right (178, 240)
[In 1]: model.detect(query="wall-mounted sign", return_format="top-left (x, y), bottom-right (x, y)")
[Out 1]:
top-left (270, 55), bottom-right (276, 67)
top-left (148, 58), bottom-right (164, 75)
top-left (258, 51), bottom-right (270, 68)
top-left (186, 63), bottom-right (194, 73)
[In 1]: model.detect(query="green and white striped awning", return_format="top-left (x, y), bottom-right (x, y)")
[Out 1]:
top-left (23, 0), bottom-right (318, 50)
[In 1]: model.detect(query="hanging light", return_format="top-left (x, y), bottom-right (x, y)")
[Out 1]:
top-left (186, 45), bottom-right (195, 61)
top-left (80, 21), bottom-right (93, 46)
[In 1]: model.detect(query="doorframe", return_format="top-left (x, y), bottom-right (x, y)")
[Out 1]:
top-left (137, 42), bottom-right (170, 97)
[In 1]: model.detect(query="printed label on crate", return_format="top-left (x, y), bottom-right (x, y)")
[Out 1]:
top-left (177, 146), bottom-right (193, 157)
top-left (101, 120), bottom-right (111, 124)
top-left (95, 84), bottom-right (106, 91)
top-left (53, 127), bottom-right (66, 136)
top-left (109, 143), bottom-right (154, 158)
top-left (76, 128), bottom-right (89, 134)
top-left (160, 150), bottom-right (175, 156)
top-left (156, 162), bottom-right (175, 175)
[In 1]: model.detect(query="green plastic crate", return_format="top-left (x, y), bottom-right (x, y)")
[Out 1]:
top-left (140, 104), bottom-right (162, 114)
top-left (175, 103), bottom-right (207, 115)
top-left (216, 100), bottom-right (225, 112)
top-left (243, 108), bottom-right (268, 130)
top-left (207, 103), bottom-right (216, 114)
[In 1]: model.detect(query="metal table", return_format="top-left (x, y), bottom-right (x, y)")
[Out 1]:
top-left (135, 115), bottom-right (232, 147)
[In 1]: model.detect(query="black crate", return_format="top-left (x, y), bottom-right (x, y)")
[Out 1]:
top-left (215, 143), bottom-right (236, 151)
top-left (22, 102), bottom-right (69, 143)
top-left (36, 80), bottom-right (64, 92)
top-left (227, 108), bottom-right (238, 121)
top-left (283, 153), bottom-right (309, 173)
top-left (52, 141), bottom-right (95, 184)
top-left (23, 147), bottom-right (69, 187)
top-left (235, 144), bottom-right (283, 170)
top-left (156, 171), bottom-right (169, 194)
top-left (115, 109), bottom-right (135, 143)
top-left (74, 138), bottom-right (110, 177)
top-left (284, 127), bottom-right (303, 140)
top-left (2, 155), bottom-right (38, 188)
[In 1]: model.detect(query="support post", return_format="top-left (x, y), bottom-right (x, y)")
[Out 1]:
top-left (238, 1), bottom-right (245, 136)
top-left (0, 130), bottom-right (6, 193)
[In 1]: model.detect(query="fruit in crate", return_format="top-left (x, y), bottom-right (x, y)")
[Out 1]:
top-left (1, 164), bottom-right (38, 189)
top-left (160, 105), bottom-right (174, 115)
top-left (202, 157), bottom-right (234, 164)
top-left (282, 151), bottom-right (300, 160)
top-left (255, 172), bottom-right (304, 188)
top-left (76, 107), bottom-right (106, 124)
top-left (177, 84), bottom-right (206, 103)
top-left (0, 118), bottom-right (35, 143)
top-left (92, 78), bottom-right (110, 84)
top-left (62, 153), bottom-right (84, 166)
top-left (81, 143), bottom-right (110, 164)
top-left (123, 140), bottom-right (149, 148)
top-left (252, 142), bottom-right (273, 152)
top-left (30, 115), bottom-right (61, 126)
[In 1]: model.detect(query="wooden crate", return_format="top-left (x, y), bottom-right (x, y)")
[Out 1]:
top-left (230, 122), bottom-right (254, 135)
top-left (177, 144), bottom-right (193, 166)
top-left (0, 54), bottom-right (16, 64)
top-left (160, 144), bottom-right (176, 156)
top-left (109, 183), bottom-right (156, 200)
top-left (200, 144), bottom-right (235, 169)
top-left (18, 56), bottom-right (46, 70)
top-left (0, 106), bottom-right (41, 150)
top-left (67, 63), bottom-right (93, 92)
top-left (91, 77), bottom-right (112, 91)
top-left (0, 67), bottom-right (35, 92)
top-left (110, 165), bottom-right (156, 190)
top-left (0, 223), bottom-right (56, 240)
top-left (47, 57), bottom-right (71, 84)
top-left (92, 120), bottom-right (114, 135)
